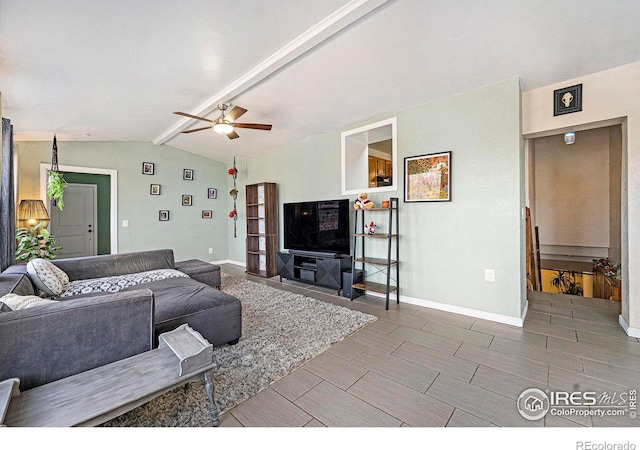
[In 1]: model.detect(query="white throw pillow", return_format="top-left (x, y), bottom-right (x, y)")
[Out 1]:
top-left (0, 293), bottom-right (58, 310)
top-left (26, 258), bottom-right (70, 296)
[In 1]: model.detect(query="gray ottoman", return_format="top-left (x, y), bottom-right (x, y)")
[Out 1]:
top-left (175, 259), bottom-right (221, 289)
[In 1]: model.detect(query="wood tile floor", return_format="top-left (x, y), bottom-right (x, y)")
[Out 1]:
top-left (214, 264), bottom-right (639, 428)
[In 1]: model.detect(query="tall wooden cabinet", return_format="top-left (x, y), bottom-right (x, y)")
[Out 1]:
top-left (246, 182), bottom-right (278, 277)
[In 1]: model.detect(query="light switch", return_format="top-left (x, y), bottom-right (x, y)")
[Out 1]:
top-left (485, 269), bottom-right (495, 282)
top-left (122, 220), bottom-right (129, 228)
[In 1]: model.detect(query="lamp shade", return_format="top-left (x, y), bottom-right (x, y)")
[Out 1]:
top-left (17, 199), bottom-right (50, 228)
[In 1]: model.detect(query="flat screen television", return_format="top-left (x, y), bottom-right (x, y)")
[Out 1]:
top-left (283, 199), bottom-right (350, 256)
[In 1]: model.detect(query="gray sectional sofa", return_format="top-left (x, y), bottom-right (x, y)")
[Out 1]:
top-left (0, 249), bottom-right (242, 391)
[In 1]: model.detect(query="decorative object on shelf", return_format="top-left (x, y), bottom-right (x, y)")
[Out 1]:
top-left (15, 222), bottom-right (62, 262)
top-left (554, 84), bottom-right (582, 116)
top-left (159, 210), bottom-right (169, 221)
top-left (365, 221), bottom-right (377, 235)
top-left (182, 195), bottom-right (192, 206)
top-left (17, 199), bottom-right (50, 229)
top-left (229, 157), bottom-right (238, 237)
top-left (150, 184), bottom-right (161, 195)
top-left (382, 200), bottom-right (390, 208)
top-left (593, 258), bottom-right (621, 280)
top-left (353, 192), bottom-right (374, 209)
top-left (142, 162), bottom-right (155, 175)
top-left (183, 169), bottom-right (194, 180)
top-left (207, 188), bottom-right (217, 199)
top-left (47, 135), bottom-right (67, 211)
top-left (202, 210), bottom-right (212, 219)
top-left (404, 151), bottom-right (451, 202)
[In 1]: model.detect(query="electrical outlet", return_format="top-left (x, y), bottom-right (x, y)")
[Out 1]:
top-left (122, 220), bottom-right (129, 228)
top-left (208, 248), bottom-right (213, 254)
top-left (485, 269), bottom-right (495, 282)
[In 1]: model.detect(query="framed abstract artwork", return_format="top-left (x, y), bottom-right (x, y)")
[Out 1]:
top-left (182, 195), bottom-right (192, 206)
top-left (202, 210), bottom-right (212, 219)
top-left (150, 184), bottom-right (160, 195)
top-left (404, 151), bottom-right (451, 202)
top-left (159, 210), bottom-right (169, 221)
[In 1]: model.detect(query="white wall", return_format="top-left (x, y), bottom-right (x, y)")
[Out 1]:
top-left (229, 78), bottom-right (526, 323)
top-left (533, 128), bottom-right (611, 261)
top-left (522, 60), bottom-right (640, 334)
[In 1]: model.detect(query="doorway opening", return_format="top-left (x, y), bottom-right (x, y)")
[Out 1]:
top-left (525, 122), bottom-right (624, 307)
top-left (39, 164), bottom-right (118, 255)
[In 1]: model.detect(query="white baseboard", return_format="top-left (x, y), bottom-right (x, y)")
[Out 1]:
top-left (211, 259), bottom-right (246, 267)
top-left (619, 314), bottom-right (640, 338)
top-left (366, 291), bottom-right (527, 327)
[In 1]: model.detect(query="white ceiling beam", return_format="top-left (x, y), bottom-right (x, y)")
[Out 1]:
top-left (153, 0), bottom-right (389, 145)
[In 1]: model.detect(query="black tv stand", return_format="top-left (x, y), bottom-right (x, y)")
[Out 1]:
top-left (276, 251), bottom-right (351, 294)
top-left (288, 249), bottom-right (344, 259)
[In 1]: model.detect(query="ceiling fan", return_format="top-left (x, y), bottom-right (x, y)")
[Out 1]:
top-left (173, 104), bottom-right (272, 140)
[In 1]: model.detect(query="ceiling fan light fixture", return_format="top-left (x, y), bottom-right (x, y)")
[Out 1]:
top-left (213, 122), bottom-right (234, 134)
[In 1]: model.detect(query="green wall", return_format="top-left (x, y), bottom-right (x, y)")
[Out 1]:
top-left (229, 78), bottom-right (526, 320)
top-left (61, 172), bottom-right (111, 255)
top-left (16, 141), bottom-right (229, 262)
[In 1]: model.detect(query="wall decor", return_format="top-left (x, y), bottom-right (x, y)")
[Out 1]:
top-left (404, 151), bottom-right (451, 202)
top-left (150, 184), bottom-right (161, 195)
top-left (208, 188), bottom-right (217, 199)
top-left (202, 210), bottom-right (212, 219)
top-left (553, 84), bottom-right (582, 116)
top-left (183, 169), bottom-right (194, 180)
top-left (182, 195), bottom-right (192, 206)
top-left (229, 157), bottom-right (238, 237)
top-left (159, 210), bottom-right (169, 221)
top-left (142, 162), bottom-right (155, 175)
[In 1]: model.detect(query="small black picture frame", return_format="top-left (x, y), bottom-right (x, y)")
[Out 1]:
top-left (150, 184), bottom-right (161, 195)
top-left (183, 169), bottom-right (194, 180)
top-left (208, 188), bottom-right (217, 199)
top-left (202, 210), bottom-right (212, 219)
top-left (182, 195), bottom-right (192, 206)
top-left (554, 84), bottom-right (582, 116)
top-left (142, 162), bottom-right (155, 175)
top-left (159, 210), bottom-right (169, 221)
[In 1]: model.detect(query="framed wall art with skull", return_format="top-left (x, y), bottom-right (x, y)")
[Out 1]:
top-left (553, 84), bottom-right (582, 116)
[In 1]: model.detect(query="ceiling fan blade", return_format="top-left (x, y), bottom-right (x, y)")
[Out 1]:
top-left (225, 106), bottom-right (248, 122)
top-left (227, 130), bottom-right (240, 140)
top-left (233, 123), bottom-right (272, 130)
top-left (181, 126), bottom-right (212, 134)
top-left (173, 111), bottom-right (214, 123)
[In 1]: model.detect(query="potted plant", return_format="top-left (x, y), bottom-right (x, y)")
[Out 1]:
top-left (47, 170), bottom-right (67, 210)
top-left (15, 222), bottom-right (62, 262)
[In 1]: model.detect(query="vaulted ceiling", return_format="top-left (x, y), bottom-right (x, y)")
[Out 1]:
top-left (1, 0), bottom-right (639, 163)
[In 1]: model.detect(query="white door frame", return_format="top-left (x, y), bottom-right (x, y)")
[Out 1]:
top-left (40, 163), bottom-right (118, 254)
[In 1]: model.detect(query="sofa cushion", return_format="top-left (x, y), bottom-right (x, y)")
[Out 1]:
top-left (0, 273), bottom-right (36, 297)
top-left (120, 277), bottom-right (242, 347)
top-left (51, 249), bottom-right (176, 281)
top-left (26, 258), bottom-right (70, 296)
top-left (0, 293), bottom-right (58, 311)
top-left (59, 268), bottom-right (189, 297)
